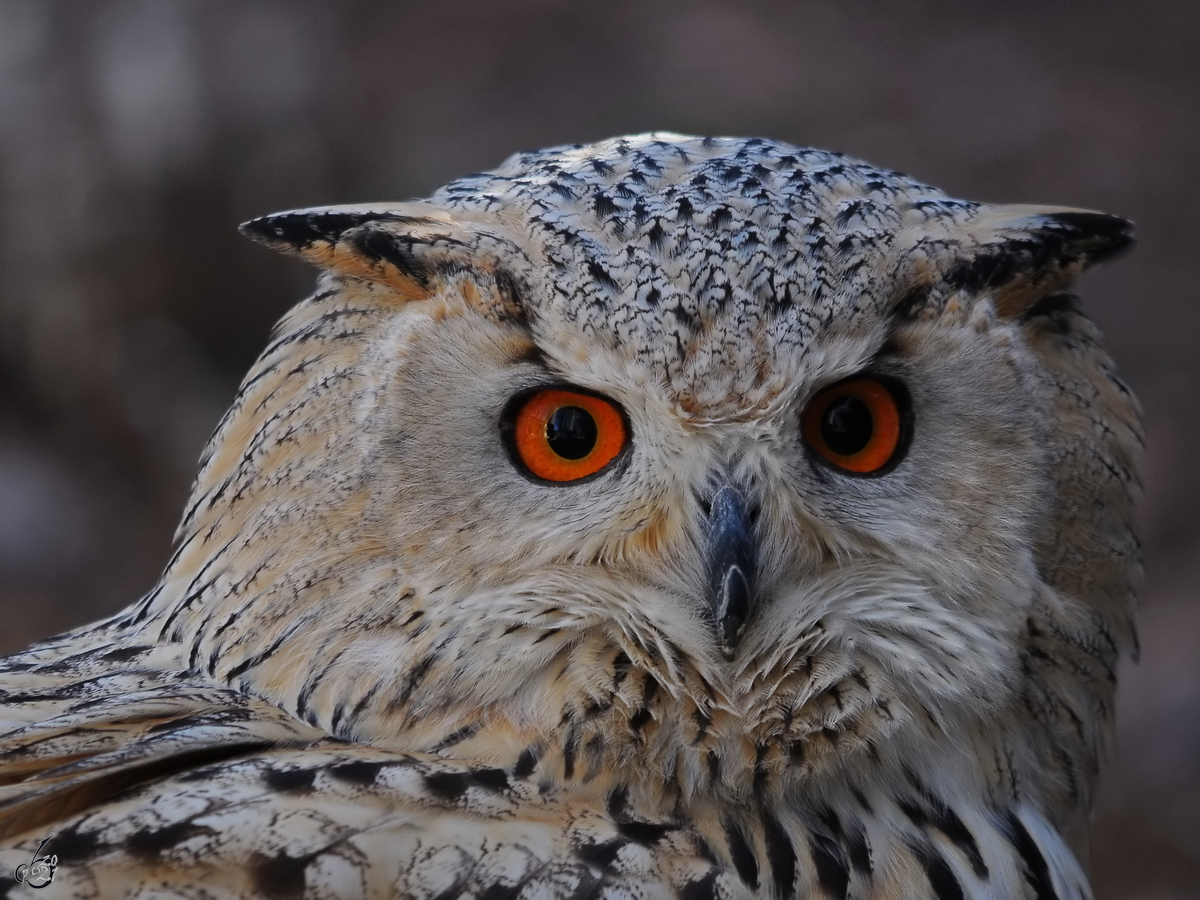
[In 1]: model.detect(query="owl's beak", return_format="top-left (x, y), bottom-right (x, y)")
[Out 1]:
top-left (705, 484), bottom-right (757, 658)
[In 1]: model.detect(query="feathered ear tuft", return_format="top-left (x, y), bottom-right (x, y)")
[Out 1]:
top-left (239, 204), bottom-right (474, 300)
top-left (948, 208), bottom-right (1134, 317)
top-left (899, 206), bottom-right (1135, 319)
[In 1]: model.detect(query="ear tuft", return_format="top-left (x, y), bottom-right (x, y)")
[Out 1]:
top-left (938, 208), bottom-right (1135, 318)
top-left (1037, 211), bottom-right (1136, 264)
top-left (240, 209), bottom-right (390, 250)
top-left (239, 204), bottom-right (466, 299)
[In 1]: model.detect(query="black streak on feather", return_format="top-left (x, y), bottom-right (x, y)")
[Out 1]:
top-left (616, 819), bottom-right (674, 846)
top-left (1006, 814), bottom-right (1059, 900)
top-left (762, 812), bottom-right (797, 898)
top-left (912, 844), bottom-right (966, 900)
top-left (250, 850), bottom-right (313, 899)
top-left (809, 834), bottom-right (850, 899)
top-left (724, 819), bottom-right (759, 888)
top-left (125, 821), bottom-right (217, 858)
top-left (327, 759), bottom-right (385, 787)
top-left (262, 766), bottom-right (317, 794)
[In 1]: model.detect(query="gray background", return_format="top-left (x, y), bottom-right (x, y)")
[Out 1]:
top-left (0, 2), bottom-right (1196, 894)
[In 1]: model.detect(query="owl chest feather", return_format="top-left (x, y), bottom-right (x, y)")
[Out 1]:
top-left (0, 628), bottom-right (1088, 900)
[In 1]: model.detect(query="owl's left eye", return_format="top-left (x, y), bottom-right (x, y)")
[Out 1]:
top-left (801, 375), bottom-right (911, 475)
top-left (507, 388), bottom-right (628, 483)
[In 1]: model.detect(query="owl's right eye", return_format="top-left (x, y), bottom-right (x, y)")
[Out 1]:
top-left (801, 375), bottom-right (911, 475)
top-left (507, 388), bottom-right (628, 483)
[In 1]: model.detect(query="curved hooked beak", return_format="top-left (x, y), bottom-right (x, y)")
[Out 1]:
top-left (705, 484), bottom-right (757, 658)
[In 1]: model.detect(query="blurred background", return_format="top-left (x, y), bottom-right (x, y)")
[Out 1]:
top-left (0, 0), bottom-right (1195, 894)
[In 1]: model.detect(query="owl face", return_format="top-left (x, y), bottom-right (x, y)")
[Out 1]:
top-left (144, 135), bottom-right (1140, 798)
top-left (358, 264), bottom-right (1040, 677)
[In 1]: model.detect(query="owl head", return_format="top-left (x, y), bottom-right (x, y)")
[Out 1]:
top-left (131, 135), bottom-right (1140, 810)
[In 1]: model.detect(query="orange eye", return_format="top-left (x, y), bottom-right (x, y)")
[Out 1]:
top-left (510, 388), bottom-right (628, 482)
top-left (801, 376), bottom-right (910, 475)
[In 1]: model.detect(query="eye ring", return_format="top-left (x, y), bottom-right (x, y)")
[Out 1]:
top-left (801, 375), bottom-right (911, 476)
top-left (505, 387), bottom-right (629, 483)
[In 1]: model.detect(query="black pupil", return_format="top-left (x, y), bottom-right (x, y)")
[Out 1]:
top-left (821, 397), bottom-right (873, 456)
top-left (546, 406), bottom-right (598, 460)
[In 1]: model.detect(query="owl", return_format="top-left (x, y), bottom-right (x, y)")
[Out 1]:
top-left (0, 134), bottom-right (1141, 900)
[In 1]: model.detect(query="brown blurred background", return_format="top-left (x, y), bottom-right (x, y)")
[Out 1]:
top-left (0, 1), bottom-right (1195, 895)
